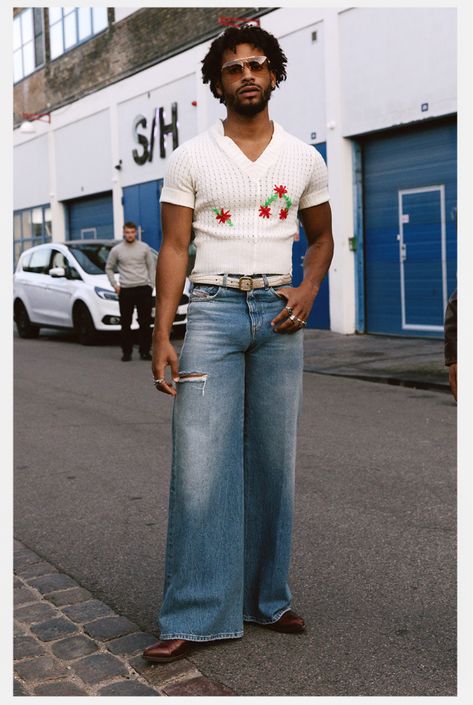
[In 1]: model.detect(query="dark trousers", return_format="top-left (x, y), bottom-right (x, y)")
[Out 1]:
top-left (118, 285), bottom-right (152, 355)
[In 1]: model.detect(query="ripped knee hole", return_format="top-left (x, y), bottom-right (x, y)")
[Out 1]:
top-left (177, 372), bottom-right (208, 383)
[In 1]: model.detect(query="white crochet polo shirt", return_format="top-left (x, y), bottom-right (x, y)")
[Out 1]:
top-left (160, 120), bottom-right (329, 276)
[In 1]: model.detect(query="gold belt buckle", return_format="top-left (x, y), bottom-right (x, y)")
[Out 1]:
top-left (238, 276), bottom-right (253, 291)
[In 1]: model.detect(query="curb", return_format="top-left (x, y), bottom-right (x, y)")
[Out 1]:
top-left (13, 539), bottom-right (236, 696)
top-left (304, 368), bottom-right (451, 394)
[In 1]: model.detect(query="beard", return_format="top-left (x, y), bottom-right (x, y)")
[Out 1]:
top-left (224, 83), bottom-right (273, 116)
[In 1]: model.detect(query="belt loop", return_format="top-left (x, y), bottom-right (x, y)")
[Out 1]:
top-left (262, 274), bottom-right (269, 289)
top-left (222, 273), bottom-right (228, 288)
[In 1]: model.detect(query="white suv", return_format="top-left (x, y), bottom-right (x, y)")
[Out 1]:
top-left (13, 240), bottom-right (190, 344)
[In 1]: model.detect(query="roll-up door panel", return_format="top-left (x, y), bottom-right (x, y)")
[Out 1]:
top-left (67, 192), bottom-right (114, 240)
top-left (362, 118), bottom-right (457, 337)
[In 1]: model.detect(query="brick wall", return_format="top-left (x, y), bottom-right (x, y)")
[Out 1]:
top-left (13, 7), bottom-right (271, 126)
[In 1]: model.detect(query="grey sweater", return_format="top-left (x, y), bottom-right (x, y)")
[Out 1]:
top-left (105, 240), bottom-right (155, 289)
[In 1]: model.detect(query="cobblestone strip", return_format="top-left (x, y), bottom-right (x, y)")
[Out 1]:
top-left (13, 539), bottom-right (236, 696)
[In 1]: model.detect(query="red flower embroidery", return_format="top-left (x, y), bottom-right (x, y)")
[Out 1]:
top-left (279, 208), bottom-right (288, 220)
top-left (259, 205), bottom-right (271, 219)
top-left (215, 208), bottom-right (232, 224)
top-left (274, 184), bottom-right (288, 197)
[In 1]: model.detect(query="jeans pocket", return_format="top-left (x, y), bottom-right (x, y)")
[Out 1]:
top-left (190, 285), bottom-right (221, 302)
top-left (269, 286), bottom-right (290, 300)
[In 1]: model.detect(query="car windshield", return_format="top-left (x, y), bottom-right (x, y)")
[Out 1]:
top-left (68, 245), bottom-right (113, 274)
top-left (68, 243), bottom-right (157, 275)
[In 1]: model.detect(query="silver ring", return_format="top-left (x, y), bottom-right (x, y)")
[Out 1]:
top-left (296, 317), bottom-right (307, 327)
top-left (289, 314), bottom-right (296, 322)
top-left (285, 306), bottom-right (293, 314)
top-left (154, 378), bottom-right (165, 386)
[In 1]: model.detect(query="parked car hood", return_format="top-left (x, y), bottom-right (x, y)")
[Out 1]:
top-left (84, 273), bottom-right (116, 289)
top-left (84, 272), bottom-right (156, 294)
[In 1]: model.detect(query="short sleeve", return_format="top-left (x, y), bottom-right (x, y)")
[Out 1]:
top-left (298, 149), bottom-right (329, 210)
top-left (160, 145), bottom-right (196, 209)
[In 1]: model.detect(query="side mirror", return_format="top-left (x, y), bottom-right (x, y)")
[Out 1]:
top-left (49, 266), bottom-right (66, 278)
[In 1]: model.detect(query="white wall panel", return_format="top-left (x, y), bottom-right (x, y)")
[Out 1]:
top-left (270, 21), bottom-right (326, 144)
top-left (114, 8), bottom-right (139, 24)
top-left (55, 110), bottom-right (112, 201)
top-left (117, 73), bottom-right (198, 187)
top-left (340, 8), bottom-right (457, 136)
top-left (14, 135), bottom-right (49, 210)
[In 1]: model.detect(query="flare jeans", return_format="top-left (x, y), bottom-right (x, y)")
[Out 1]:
top-left (158, 279), bottom-right (304, 641)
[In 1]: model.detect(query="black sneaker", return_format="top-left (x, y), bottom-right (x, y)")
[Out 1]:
top-left (121, 353), bottom-right (132, 361)
top-left (140, 352), bottom-right (152, 361)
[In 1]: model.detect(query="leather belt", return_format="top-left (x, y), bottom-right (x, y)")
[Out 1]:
top-left (189, 273), bottom-right (291, 292)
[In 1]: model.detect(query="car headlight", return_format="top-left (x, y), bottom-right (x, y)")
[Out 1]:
top-left (94, 286), bottom-right (118, 301)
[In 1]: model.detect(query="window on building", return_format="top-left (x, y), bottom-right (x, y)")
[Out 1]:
top-left (44, 207), bottom-right (52, 239)
top-left (49, 7), bottom-right (108, 60)
top-left (13, 8), bottom-right (45, 83)
top-left (13, 204), bottom-right (52, 269)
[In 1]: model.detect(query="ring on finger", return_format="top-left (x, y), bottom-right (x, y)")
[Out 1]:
top-left (295, 317), bottom-right (306, 327)
top-left (154, 378), bottom-right (165, 387)
top-left (289, 314), bottom-right (296, 322)
top-left (285, 305), bottom-right (293, 314)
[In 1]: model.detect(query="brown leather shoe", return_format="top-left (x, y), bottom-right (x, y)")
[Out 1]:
top-left (142, 638), bottom-right (191, 663)
top-left (262, 610), bottom-right (306, 633)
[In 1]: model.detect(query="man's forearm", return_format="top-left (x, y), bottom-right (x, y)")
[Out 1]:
top-left (153, 242), bottom-right (188, 339)
top-left (300, 231), bottom-right (334, 295)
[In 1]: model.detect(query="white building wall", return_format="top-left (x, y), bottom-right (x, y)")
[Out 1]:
top-left (54, 109), bottom-right (112, 201)
top-left (13, 135), bottom-right (49, 210)
top-left (117, 73), bottom-right (198, 188)
top-left (114, 8), bottom-right (139, 24)
top-left (269, 20), bottom-right (327, 145)
top-left (339, 7), bottom-right (457, 136)
top-left (323, 11), bottom-right (356, 334)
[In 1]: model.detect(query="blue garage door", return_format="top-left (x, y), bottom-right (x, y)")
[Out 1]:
top-left (67, 192), bottom-right (114, 240)
top-left (362, 118), bottom-right (457, 337)
top-left (122, 179), bottom-right (163, 251)
top-left (292, 143), bottom-right (330, 330)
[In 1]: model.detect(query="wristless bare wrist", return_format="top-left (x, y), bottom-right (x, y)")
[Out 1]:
top-left (153, 328), bottom-right (171, 341)
top-left (299, 279), bottom-right (320, 297)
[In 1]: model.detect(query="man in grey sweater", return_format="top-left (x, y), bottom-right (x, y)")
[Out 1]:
top-left (105, 222), bottom-right (156, 361)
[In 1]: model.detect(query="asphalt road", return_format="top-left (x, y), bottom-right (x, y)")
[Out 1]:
top-left (14, 330), bottom-right (457, 696)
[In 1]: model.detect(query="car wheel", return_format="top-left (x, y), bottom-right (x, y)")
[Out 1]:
top-left (74, 303), bottom-right (96, 345)
top-left (14, 301), bottom-right (40, 339)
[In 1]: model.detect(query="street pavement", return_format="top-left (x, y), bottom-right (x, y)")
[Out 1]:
top-left (13, 327), bottom-right (456, 696)
top-left (303, 329), bottom-right (449, 391)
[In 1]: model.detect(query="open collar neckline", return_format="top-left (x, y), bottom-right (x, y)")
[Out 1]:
top-left (211, 119), bottom-right (285, 180)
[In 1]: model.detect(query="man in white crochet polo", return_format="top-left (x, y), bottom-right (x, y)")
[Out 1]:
top-left (143, 24), bottom-right (334, 663)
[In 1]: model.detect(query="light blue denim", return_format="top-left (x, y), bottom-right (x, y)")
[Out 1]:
top-left (158, 276), bottom-right (304, 641)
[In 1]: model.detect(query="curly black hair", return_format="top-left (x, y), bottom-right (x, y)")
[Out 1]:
top-left (201, 24), bottom-right (288, 103)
